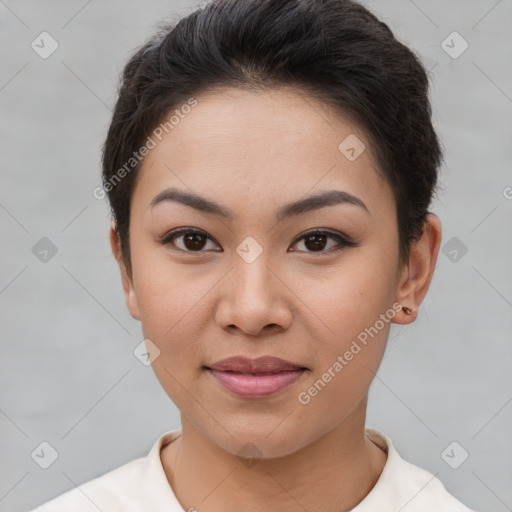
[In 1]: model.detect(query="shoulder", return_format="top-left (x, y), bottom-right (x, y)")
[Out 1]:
top-left (394, 455), bottom-right (474, 511)
top-left (28, 456), bottom-right (145, 512)
top-left (28, 429), bottom-right (182, 512)
top-left (360, 428), bottom-right (475, 512)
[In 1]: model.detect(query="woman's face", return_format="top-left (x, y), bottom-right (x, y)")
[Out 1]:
top-left (115, 86), bottom-right (412, 457)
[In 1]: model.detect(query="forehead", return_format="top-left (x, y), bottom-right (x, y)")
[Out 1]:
top-left (132, 86), bottom-right (393, 222)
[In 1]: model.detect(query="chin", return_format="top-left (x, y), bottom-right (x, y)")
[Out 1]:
top-left (208, 419), bottom-right (317, 461)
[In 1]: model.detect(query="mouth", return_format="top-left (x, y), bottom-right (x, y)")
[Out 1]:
top-left (205, 355), bottom-right (307, 373)
top-left (203, 355), bottom-right (309, 398)
top-left (203, 365), bottom-right (308, 398)
top-left (213, 370), bottom-right (300, 376)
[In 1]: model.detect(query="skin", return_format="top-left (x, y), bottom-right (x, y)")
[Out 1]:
top-left (109, 86), bottom-right (442, 512)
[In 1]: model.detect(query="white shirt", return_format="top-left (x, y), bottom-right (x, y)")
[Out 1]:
top-left (29, 427), bottom-right (475, 511)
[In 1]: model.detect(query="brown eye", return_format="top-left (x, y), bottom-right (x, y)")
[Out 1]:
top-left (303, 233), bottom-right (329, 251)
top-left (160, 228), bottom-right (356, 254)
top-left (290, 229), bottom-right (357, 254)
top-left (160, 228), bottom-right (220, 252)
top-left (182, 232), bottom-right (208, 251)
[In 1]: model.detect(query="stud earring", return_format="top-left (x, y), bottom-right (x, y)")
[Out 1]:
top-left (401, 305), bottom-right (415, 315)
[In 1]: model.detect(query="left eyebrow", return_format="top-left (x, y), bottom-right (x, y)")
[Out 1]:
top-left (149, 187), bottom-right (369, 221)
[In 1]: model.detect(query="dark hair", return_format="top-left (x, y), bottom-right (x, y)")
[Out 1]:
top-left (102, 0), bottom-right (443, 276)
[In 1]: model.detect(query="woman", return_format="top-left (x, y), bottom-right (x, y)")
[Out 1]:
top-left (31, 0), bottom-right (475, 510)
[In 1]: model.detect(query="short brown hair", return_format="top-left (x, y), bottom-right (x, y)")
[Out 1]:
top-left (102, 0), bottom-right (442, 276)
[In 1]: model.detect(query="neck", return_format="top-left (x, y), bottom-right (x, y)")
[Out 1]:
top-left (161, 398), bottom-right (387, 512)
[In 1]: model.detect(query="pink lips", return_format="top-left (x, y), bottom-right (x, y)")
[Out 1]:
top-left (206, 356), bottom-right (307, 398)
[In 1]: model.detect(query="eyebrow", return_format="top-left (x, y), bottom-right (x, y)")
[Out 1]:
top-left (149, 187), bottom-right (369, 221)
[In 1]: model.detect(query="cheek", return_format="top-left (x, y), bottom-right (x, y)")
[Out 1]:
top-left (131, 239), bottom-right (199, 328)
top-left (297, 282), bottom-right (392, 422)
top-left (136, 271), bottom-right (208, 348)
top-left (131, 248), bottom-right (217, 369)
top-left (133, 261), bottom-right (210, 405)
top-left (295, 250), bottom-right (395, 395)
top-left (298, 250), bottom-right (396, 342)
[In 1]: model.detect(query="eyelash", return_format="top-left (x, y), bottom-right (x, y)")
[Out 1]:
top-left (158, 227), bottom-right (358, 255)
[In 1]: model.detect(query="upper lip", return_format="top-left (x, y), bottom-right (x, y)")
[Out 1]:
top-left (206, 356), bottom-right (306, 373)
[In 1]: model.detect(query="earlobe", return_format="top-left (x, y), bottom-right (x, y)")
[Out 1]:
top-left (109, 222), bottom-right (141, 321)
top-left (393, 214), bottom-right (442, 325)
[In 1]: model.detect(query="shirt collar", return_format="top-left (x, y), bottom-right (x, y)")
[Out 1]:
top-left (129, 426), bottom-right (432, 512)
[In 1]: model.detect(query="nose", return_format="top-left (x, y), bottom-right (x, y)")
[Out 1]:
top-left (214, 256), bottom-right (293, 336)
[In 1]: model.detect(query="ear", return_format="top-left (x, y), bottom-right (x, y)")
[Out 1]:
top-left (393, 213), bottom-right (442, 325)
top-left (109, 221), bottom-right (141, 321)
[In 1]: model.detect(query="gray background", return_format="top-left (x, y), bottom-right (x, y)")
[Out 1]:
top-left (1, 0), bottom-right (511, 511)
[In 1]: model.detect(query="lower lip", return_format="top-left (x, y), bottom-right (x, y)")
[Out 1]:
top-left (207, 369), bottom-right (306, 398)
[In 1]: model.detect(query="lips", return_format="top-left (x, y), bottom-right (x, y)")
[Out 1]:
top-left (204, 356), bottom-right (308, 398)
top-left (206, 355), bottom-right (306, 374)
